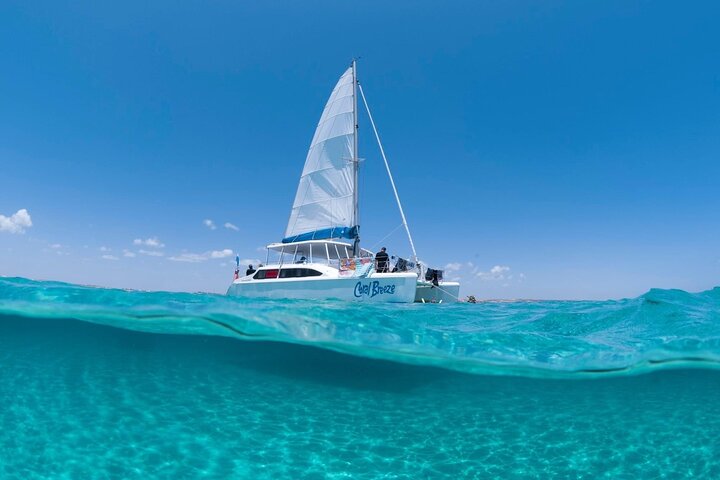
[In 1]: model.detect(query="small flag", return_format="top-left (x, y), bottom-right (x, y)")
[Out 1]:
top-left (235, 255), bottom-right (240, 268)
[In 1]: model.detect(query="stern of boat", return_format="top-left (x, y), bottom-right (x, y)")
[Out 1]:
top-left (415, 281), bottom-right (460, 303)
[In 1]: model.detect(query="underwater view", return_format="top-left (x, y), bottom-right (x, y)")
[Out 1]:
top-left (4, 0), bottom-right (720, 477)
top-left (2, 276), bottom-right (720, 478)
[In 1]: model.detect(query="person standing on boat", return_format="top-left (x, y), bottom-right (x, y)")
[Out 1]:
top-left (375, 247), bottom-right (390, 273)
top-left (246, 264), bottom-right (256, 276)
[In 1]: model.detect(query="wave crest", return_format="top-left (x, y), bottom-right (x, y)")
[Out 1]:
top-left (2, 277), bottom-right (720, 377)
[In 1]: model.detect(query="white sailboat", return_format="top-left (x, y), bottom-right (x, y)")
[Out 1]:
top-left (227, 61), bottom-right (460, 303)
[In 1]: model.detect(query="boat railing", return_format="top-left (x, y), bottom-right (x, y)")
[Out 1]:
top-left (254, 247), bottom-right (419, 275)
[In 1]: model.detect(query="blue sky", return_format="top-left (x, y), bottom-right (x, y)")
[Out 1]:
top-left (1, 1), bottom-right (719, 299)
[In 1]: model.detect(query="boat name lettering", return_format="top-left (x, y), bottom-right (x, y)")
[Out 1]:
top-left (354, 281), bottom-right (396, 298)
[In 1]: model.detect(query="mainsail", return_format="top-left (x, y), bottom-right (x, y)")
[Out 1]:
top-left (283, 66), bottom-right (358, 243)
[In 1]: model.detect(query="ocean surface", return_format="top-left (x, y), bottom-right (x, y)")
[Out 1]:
top-left (1, 276), bottom-right (720, 479)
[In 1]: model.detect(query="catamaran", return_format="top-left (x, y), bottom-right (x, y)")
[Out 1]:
top-left (227, 61), bottom-right (460, 303)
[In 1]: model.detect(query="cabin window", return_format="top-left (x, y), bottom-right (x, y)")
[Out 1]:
top-left (278, 268), bottom-right (323, 278)
top-left (253, 269), bottom-right (279, 279)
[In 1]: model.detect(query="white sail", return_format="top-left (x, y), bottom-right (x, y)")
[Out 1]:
top-left (283, 67), bottom-right (356, 243)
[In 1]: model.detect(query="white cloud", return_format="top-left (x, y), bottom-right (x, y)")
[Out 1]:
top-left (224, 222), bottom-right (239, 231)
top-left (169, 248), bottom-right (234, 263)
top-left (203, 219), bottom-right (217, 230)
top-left (168, 253), bottom-right (206, 263)
top-left (50, 243), bottom-right (62, 249)
top-left (240, 258), bottom-right (262, 267)
top-left (138, 249), bottom-right (164, 257)
top-left (133, 237), bottom-right (165, 248)
top-left (445, 262), bottom-right (463, 272)
top-left (0, 209), bottom-right (32, 234)
top-left (443, 261), bottom-right (479, 277)
top-left (101, 254), bottom-right (119, 261)
top-left (210, 249), bottom-right (233, 259)
top-left (123, 249), bottom-right (136, 258)
top-left (491, 265), bottom-right (510, 275)
top-left (99, 246), bottom-right (111, 252)
top-left (477, 265), bottom-right (511, 281)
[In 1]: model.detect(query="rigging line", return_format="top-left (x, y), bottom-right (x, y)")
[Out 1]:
top-left (368, 222), bottom-right (405, 252)
top-left (357, 83), bottom-right (418, 263)
top-left (420, 281), bottom-right (462, 302)
top-left (432, 283), bottom-right (462, 302)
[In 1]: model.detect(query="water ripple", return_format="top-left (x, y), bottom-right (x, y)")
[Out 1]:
top-left (2, 277), bottom-right (720, 377)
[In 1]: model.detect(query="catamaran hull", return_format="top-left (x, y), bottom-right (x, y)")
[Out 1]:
top-left (415, 281), bottom-right (460, 303)
top-left (227, 273), bottom-right (418, 303)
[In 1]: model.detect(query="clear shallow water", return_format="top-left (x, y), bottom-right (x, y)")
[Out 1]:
top-left (2, 277), bottom-right (720, 478)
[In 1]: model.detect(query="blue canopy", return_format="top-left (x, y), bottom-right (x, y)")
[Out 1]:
top-left (282, 226), bottom-right (359, 244)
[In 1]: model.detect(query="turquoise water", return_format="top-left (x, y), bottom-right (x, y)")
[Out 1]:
top-left (2, 277), bottom-right (720, 478)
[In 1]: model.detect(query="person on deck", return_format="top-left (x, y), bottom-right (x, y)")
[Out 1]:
top-left (246, 264), bottom-right (256, 276)
top-left (375, 247), bottom-right (390, 273)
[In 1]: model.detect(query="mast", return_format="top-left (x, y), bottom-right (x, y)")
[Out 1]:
top-left (351, 59), bottom-right (360, 255)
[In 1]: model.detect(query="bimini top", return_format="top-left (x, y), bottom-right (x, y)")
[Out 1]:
top-left (266, 240), bottom-right (372, 260)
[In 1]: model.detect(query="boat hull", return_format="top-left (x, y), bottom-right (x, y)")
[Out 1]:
top-left (227, 273), bottom-right (418, 303)
top-left (415, 281), bottom-right (460, 303)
